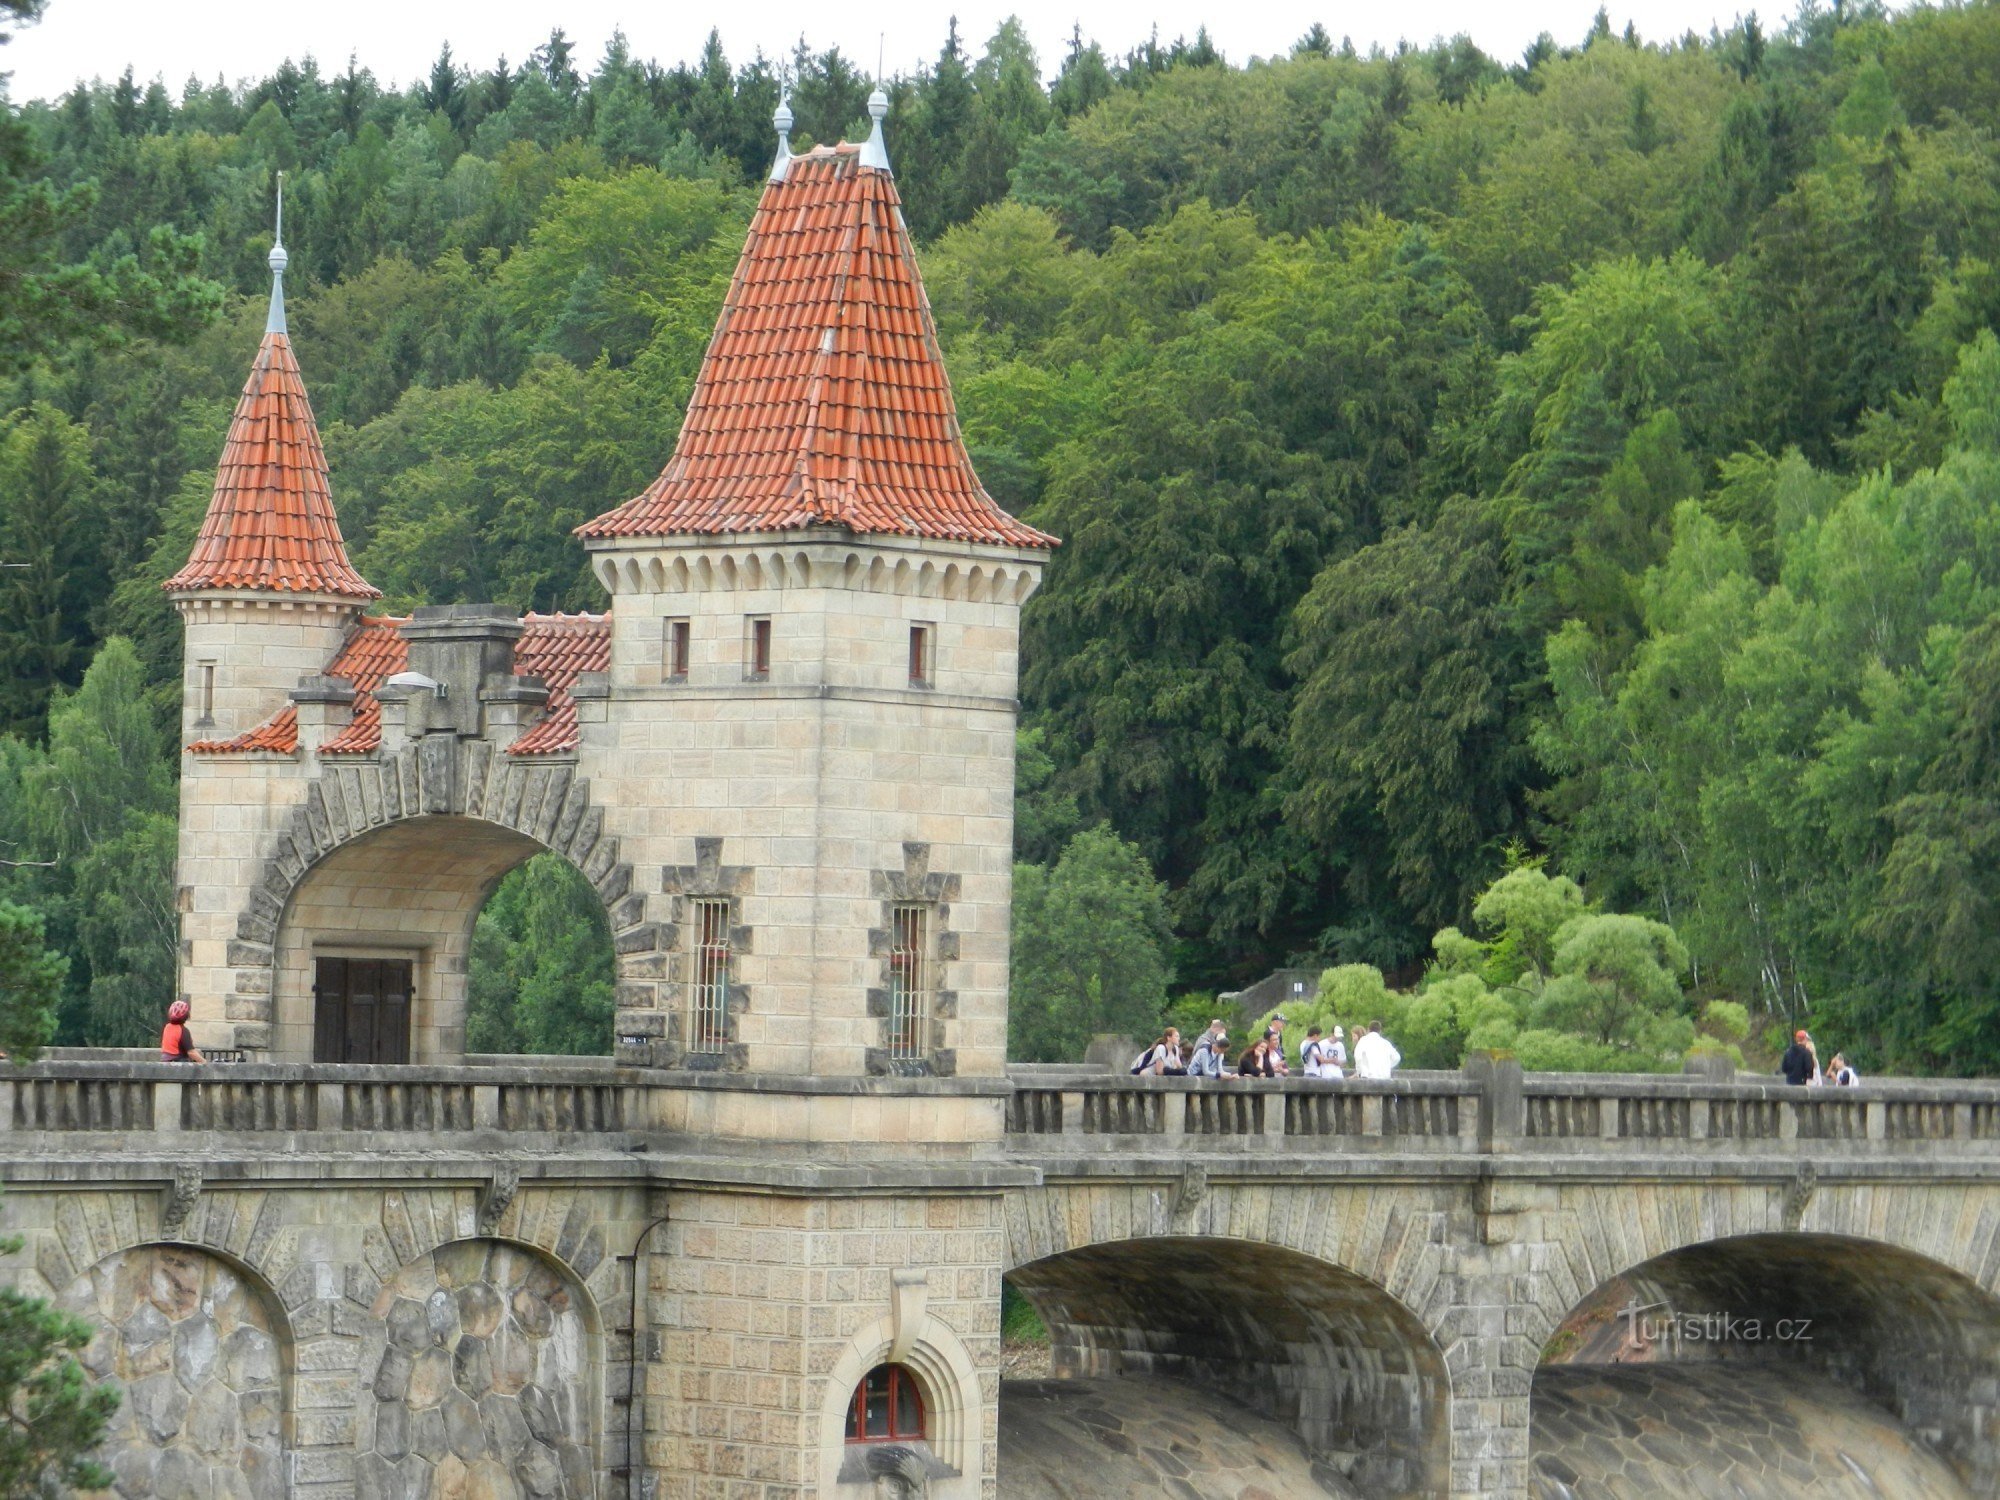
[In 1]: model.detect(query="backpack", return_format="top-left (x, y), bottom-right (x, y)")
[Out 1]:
top-left (1130, 1047), bottom-right (1154, 1075)
top-left (1300, 1039), bottom-right (1323, 1070)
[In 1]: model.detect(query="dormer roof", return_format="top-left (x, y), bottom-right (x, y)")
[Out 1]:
top-left (577, 141), bottom-right (1054, 551)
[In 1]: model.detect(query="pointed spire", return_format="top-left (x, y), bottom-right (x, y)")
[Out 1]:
top-left (857, 87), bottom-right (891, 172)
top-left (164, 173), bottom-right (379, 602)
top-left (769, 96), bottom-right (794, 184)
top-left (576, 130), bottom-right (1054, 551)
top-left (265, 170), bottom-right (288, 335)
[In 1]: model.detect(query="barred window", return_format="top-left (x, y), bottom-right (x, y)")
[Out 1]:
top-left (888, 904), bottom-right (930, 1060)
top-left (689, 898), bottom-right (731, 1053)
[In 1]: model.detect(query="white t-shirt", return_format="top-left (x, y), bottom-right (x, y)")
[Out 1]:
top-left (1353, 1031), bottom-right (1401, 1080)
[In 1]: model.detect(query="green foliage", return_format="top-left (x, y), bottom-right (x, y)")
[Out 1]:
top-left (1008, 826), bottom-right (1175, 1063)
top-left (0, 902), bottom-right (64, 1059)
top-left (0, 1235), bottom-right (118, 1494)
top-left (0, 638), bottom-right (179, 1046)
top-left (466, 854), bottom-right (616, 1056)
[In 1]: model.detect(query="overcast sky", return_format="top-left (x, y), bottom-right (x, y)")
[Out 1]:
top-left (2, 0), bottom-right (1774, 103)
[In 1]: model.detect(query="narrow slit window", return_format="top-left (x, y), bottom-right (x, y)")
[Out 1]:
top-left (908, 624), bottom-right (932, 686)
top-left (198, 663), bottom-right (216, 721)
top-left (747, 617), bottom-right (771, 680)
top-left (668, 619), bottom-right (690, 681)
top-left (690, 898), bottom-right (731, 1054)
top-left (888, 904), bottom-right (930, 1061)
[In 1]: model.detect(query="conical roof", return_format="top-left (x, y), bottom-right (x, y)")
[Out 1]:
top-left (164, 327), bottom-right (379, 599)
top-left (577, 142), bottom-right (1054, 550)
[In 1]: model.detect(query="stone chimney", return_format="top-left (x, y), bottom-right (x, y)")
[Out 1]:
top-left (398, 605), bottom-right (525, 738)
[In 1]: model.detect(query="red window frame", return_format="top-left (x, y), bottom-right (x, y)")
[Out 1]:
top-left (846, 1363), bottom-right (925, 1443)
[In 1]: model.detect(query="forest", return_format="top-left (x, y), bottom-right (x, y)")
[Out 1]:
top-left (7, 0), bottom-right (2000, 1072)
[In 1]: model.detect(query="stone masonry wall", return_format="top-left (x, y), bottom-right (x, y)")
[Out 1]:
top-left (586, 535), bottom-right (1040, 1079)
top-left (645, 1187), bottom-right (1006, 1499)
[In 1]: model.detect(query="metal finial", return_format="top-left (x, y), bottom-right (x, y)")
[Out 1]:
top-left (769, 96), bottom-right (794, 184)
top-left (858, 87), bottom-right (890, 172)
top-left (265, 171), bottom-right (289, 335)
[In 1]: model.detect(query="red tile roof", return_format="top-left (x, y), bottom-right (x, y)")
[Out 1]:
top-left (577, 146), bottom-right (1055, 550)
top-left (506, 613), bottom-right (611, 757)
top-left (164, 331), bottom-right (379, 599)
top-left (187, 613), bottom-right (608, 758)
top-left (317, 616), bottom-right (412, 755)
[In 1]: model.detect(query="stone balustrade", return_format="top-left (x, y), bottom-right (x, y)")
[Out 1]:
top-left (11, 1053), bottom-right (2000, 1157)
top-left (1001, 1059), bottom-right (2000, 1155)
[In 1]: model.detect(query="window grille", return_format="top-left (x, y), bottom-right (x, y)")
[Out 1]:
top-left (689, 898), bottom-right (731, 1053)
top-left (888, 904), bottom-right (930, 1060)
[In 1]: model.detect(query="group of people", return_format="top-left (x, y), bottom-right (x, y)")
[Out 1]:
top-left (1779, 1028), bottom-right (1859, 1087)
top-left (1131, 1015), bottom-right (1401, 1081)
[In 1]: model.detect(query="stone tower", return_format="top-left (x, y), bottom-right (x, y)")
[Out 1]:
top-left (575, 89), bottom-right (1057, 1077)
top-left (164, 208), bottom-right (382, 1050)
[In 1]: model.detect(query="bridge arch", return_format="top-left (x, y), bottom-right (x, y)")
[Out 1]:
top-left (56, 1240), bottom-right (294, 1498)
top-left (1004, 1229), bottom-right (1450, 1497)
top-left (219, 740), bottom-right (669, 1062)
top-left (359, 1234), bottom-right (606, 1497)
top-left (1535, 1215), bottom-right (2000, 1495)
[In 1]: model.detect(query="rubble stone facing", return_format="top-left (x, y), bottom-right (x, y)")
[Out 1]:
top-left (62, 1245), bottom-right (285, 1500)
top-left (358, 1241), bottom-right (594, 1500)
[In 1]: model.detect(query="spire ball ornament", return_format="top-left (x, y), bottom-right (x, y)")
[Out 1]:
top-left (858, 86), bottom-right (891, 172)
top-left (265, 171), bottom-right (289, 335)
top-left (769, 96), bottom-right (794, 184)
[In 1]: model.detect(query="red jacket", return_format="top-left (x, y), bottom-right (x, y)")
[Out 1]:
top-left (161, 1021), bottom-right (195, 1061)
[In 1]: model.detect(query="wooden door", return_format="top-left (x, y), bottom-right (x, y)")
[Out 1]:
top-left (313, 957), bottom-right (413, 1064)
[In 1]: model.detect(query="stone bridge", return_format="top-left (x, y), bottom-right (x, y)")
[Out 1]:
top-left (5, 1056), bottom-right (2000, 1498)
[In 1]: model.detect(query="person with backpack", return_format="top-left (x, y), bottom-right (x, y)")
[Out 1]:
top-left (1188, 1023), bottom-right (1228, 1078)
top-left (1131, 1028), bottom-right (1186, 1076)
top-left (1828, 1053), bottom-right (1860, 1086)
top-left (1301, 1027), bottom-right (1342, 1080)
top-left (160, 1000), bottom-right (206, 1064)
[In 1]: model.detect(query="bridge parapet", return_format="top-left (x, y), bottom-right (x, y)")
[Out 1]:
top-left (10, 1054), bottom-right (2000, 1159)
top-left (1002, 1062), bottom-right (2000, 1156)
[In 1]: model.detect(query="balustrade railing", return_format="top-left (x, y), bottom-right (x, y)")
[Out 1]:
top-left (999, 1064), bottom-right (2000, 1154)
top-left (10, 1055), bottom-right (2000, 1154)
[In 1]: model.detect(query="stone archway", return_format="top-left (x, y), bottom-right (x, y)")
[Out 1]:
top-left (1536, 1231), bottom-right (2000, 1496)
top-left (57, 1243), bottom-right (291, 1500)
top-left (1004, 1235), bottom-right (1450, 1498)
top-left (357, 1238), bottom-right (601, 1499)
top-left (217, 738), bottom-right (669, 1063)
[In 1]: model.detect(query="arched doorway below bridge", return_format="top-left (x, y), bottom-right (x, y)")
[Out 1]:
top-left (1003, 1237), bottom-right (1448, 1499)
top-left (1535, 1233), bottom-right (2000, 1496)
top-left (271, 816), bottom-right (615, 1064)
